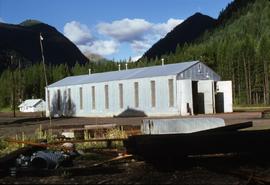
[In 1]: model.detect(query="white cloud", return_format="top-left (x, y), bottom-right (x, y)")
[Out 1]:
top-left (63, 18), bottom-right (183, 59)
top-left (97, 18), bottom-right (152, 42)
top-left (131, 40), bottom-right (152, 54)
top-left (64, 21), bottom-right (92, 45)
top-left (153, 18), bottom-right (183, 37)
top-left (79, 40), bottom-right (119, 56)
top-left (96, 18), bottom-right (183, 56)
top-left (0, 17), bottom-right (4, 23)
top-left (131, 55), bottom-right (142, 62)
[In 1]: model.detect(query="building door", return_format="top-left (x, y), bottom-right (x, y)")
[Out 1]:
top-left (198, 80), bottom-right (215, 114)
top-left (215, 92), bottom-right (224, 113)
top-left (192, 81), bottom-right (205, 114)
top-left (216, 81), bottom-right (233, 113)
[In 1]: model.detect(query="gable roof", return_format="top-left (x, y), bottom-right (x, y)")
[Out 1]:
top-left (18, 99), bottom-right (44, 108)
top-left (48, 61), bottom-right (199, 88)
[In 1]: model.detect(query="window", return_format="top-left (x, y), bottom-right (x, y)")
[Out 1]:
top-left (63, 90), bottom-right (67, 109)
top-left (134, 82), bottom-right (139, 107)
top-left (119, 83), bottom-right (123, 108)
top-left (47, 90), bottom-right (50, 110)
top-left (68, 88), bottom-right (71, 111)
top-left (105, 85), bottom-right (109, 109)
top-left (57, 89), bottom-right (61, 111)
top-left (151, 81), bottom-right (156, 107)
top-left (92, 86), bottom-right (95, 109)
top-left (168, 79), bottom-right (174, 107)
top-left (79, 87), bottom-right (83, 110)
top-left (198, 64), bottom-right (201, 73)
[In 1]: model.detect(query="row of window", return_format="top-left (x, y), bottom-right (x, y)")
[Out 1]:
top-left (48, 79), bottom-right (174, 111)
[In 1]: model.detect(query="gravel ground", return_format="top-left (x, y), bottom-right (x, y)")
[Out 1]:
top-left (0, 111), bottom-right (268, 138)
top-left (1, 111), bottom-right (270, 184)
top-left (1, 153), bottom-right (270, 185)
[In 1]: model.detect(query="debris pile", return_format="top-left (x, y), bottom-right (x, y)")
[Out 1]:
top-left (0, 141), bottom-right (79, 177)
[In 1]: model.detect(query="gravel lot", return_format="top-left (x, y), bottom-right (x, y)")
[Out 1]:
top-left (1, 111), bottom-right (270, 184)
top-left (0, 111), bottom-right (268, 138)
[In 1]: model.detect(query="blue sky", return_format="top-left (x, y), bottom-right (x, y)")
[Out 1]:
top-left (0, 0), bottom-right (233, 61)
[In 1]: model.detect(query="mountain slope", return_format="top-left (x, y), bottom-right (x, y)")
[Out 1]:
top-left (0, 20), bottom-right (89, 69)
top-left (142, 0), bottom-right (270, 105)
top-left (142, 13), bottom-right (217, 60)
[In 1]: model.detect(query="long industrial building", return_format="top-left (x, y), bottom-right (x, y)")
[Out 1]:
top-left (46, 61), bottom-right (233, 117)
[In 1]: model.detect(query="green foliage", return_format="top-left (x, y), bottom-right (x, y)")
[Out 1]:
top-left (144, 0), bottom-right (270, 105)
top-left (0, 139), bottom-right (20, 157)
top-left (0, 139), bottom-right (8, 150)
top-left (0, 0), bottom-right (269, 107)
top-left (20, 19), bottom-right (43, 27)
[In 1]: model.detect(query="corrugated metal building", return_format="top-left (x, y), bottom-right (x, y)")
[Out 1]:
top-left (46, 61), bottom-right (232, 117)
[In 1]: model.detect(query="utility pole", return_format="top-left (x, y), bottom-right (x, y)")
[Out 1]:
top-left (10, 55), bottom-right (16, 117)
top-left (39, 33), bottom-right (52, 125)
top-left (40, 33), bottom-right (48, 87)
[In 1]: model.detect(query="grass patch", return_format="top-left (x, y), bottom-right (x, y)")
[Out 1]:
top-left (234, 105), bottom-right (270, 112)
top-left (0, 107), bottom-right (13, 112)
top-left (0, 138), bottom-right (20, 158)
top-left (76, 128), bottom-right (127, 150)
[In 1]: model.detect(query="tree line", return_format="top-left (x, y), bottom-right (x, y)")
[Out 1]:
top-left (140, 0), bottom-right (270, 105)
top-left (0, 55), bottom-right (157, 109)
top-left (1, 0), bottom-right (269, 109)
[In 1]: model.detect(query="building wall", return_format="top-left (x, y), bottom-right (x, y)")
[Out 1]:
top-left (216, 81), bottom-right (233, 113)
top-left (177, 62), bottom-right (220, 81)
top-left (20, 102), bottom-right (45, 112)
top-left (45, 62), bottom-right (232, 118)
top-left (176, 79), bottom-right (193, 116)
top-left (46, 75), bottom-right (180, 117)
top-left (198, 80), bottom-right (215, 114)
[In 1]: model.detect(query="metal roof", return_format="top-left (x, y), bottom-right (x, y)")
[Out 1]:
top-left (18, 99), bottom-right (44, 108)
top-left (48, 61), bottom-right (199, 88)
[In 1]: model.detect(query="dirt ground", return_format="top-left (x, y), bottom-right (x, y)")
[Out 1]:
top-left (0, 111), bottom-right (269, 138)
top-left (1, 111), bottom-right (270, 184)
top-left (1, 152), bottom-right (270, 184)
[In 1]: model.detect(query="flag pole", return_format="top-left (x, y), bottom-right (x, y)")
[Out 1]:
top-left (39, 33), bottom-right (52, 129)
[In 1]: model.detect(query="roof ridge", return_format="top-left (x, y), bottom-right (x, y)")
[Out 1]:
top-left (48, 61), bottom-right (199, 88)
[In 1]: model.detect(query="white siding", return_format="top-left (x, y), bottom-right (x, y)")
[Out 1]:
top-left (47, 75), bottom-right (179, 117)
top-left (198, 80), bottom-right (215, 114)
top-left (177, 79), bottom-right (193, 116)
top-left (177, 62), bottom-right (220, 81)
top-left (216, 81), bottom-right (233, 113)
top-left (45, 62), bottom-right (232, 118)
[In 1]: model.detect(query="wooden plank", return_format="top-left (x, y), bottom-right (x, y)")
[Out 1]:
top-left (124, 129), bottom-right (270, 160)
top-left (84, 124), bottom-right (117, 130)
top-left (193, 121), bottom-right (253, 134)
top-left (51, 138), bottom-right (126, 145)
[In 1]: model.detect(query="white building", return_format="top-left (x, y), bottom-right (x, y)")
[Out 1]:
top-left (46, 61), bottom-right (233, 117)
top-left (18, 99), bottom-right (46, 112)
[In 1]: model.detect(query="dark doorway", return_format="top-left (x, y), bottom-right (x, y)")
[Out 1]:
top-left (192, 81), bottom-right (205, 114)
top-left (215, 92), bottom-right (224, 113)
top-left (192, 81), bottom-right (198, 114)
top-left (197, 93), bottom-right (205, 114)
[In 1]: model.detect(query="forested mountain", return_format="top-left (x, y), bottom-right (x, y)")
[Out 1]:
top-left (142, 13), bottom-right (217, 60)
top-left (140, 0), bottom-right (270, 105)
top-left (0, 0), bottom-right (269, 110)
top-left (0, 20), bottom-right (89, 71)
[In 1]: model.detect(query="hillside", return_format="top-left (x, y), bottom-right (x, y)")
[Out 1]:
top-left (141, 0), bottom-right (270, 105)
top-left (142, 13), bottom-right (217, 60)
top-left (0, 20), bottom-right (89, 70)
